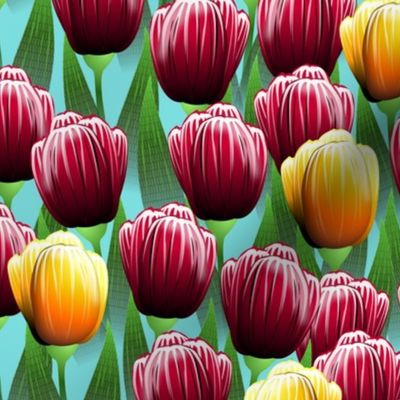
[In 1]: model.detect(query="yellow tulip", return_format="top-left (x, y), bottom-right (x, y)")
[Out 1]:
top-left (281, 129), bottom-right (378, 248)
top-left (340, 0), bottom-right (400, 101)
top-left (8, 231), bottom-right (108, 346)
top-left (245, 361), bottom-right (341, 400)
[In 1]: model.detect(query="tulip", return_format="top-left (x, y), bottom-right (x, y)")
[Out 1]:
top-left (340, 1), bottom-right (400, 101)
top-left (390, 119), bottom-right (400, 194)
top-left (281, 129), bottom-right (379, 249)
top-left (306, 271), bottom-right (389, 361)
top-left (0, 204), bottom-right (35, 317)
top-left (169, 103), bottom-right (267, 221)
top-left (0, 66), bottom-right (54, 205)
top-left (254, 65), bottom-right (354, 169)
top-left (221, 242), bottom-right (320, 361)
top-left (245, 361), bottom-right (342, 399)
top-left (119, 203), bottom-right (216, 330)
top-left (257, 0), bottom-right (355, 75)
top-left (150, 0), bottom-right (249, 104)
top-left (32, 112), bottom-right (127, 237)
top-left (315, 331), bottom-right (400, 400)
top-left (133, 331), bottom-right (232, 400)
top-left (52, 0), bottom-right (144, 55)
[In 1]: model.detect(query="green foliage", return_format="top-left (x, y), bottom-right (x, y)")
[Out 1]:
top-left (224, 335), bottom-right (244, 400)
top-left (34, 205), bottom-right (63, 239)
top-left (295, 228), bottom-right (321, 278)
top-left (254, 194), bottom-right (279, 247)
top-left (8, 351), bottom-right (29, 400)
top-left (199, 300), bottom-right (218, 349)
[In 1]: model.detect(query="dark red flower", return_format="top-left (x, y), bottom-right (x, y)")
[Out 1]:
top-left (169, 103), bottom-right (267, 220)
top-left (32, 112), bottom-right (127, 227)
top-left (150, 0), bottom-right (249, 104)
top-left (390, 119), bottom-right (400, 194)
top-left (221, 242), bottom-right (320, 358)
top-left (52, 0), bottom-right (144, 54)
top-left (0, 66), bottom-right (54, 182)
top-left (315, 331), bottom-right (400, 400)
top-left (0, 204), bottom-right (35, 317)
top-left (119, 203), bottom-right (216, 318)
top-left (133, 331), bottom-right (231, 400)
top-left (307, 271), bottom-right (389, 361)
top-left (254, 65), bottom-right (354, 169)
top-left (257, 0), bottom-right (355, 75)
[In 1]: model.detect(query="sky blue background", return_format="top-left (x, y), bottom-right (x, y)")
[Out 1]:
top-left (0, 0), bottom-right (392, 398)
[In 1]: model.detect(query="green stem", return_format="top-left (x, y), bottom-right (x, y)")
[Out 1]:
top-left (94, 71), bottom-right (105, 119)
top-left (377, 98), bottom-right (400, 138)
top-left (0, 181), bottom-right (24, 208)
top-left (244, 355), bottom-right (274, 385)
top-left (319, 246), bottom-right (352, 270)
top-left (147, 316), bottom-right (177, 338)
top-left (47, 344), bottom-right (78, 400)
top-left (76, 223), bottom-right (107, 256)
top-left (181, 103), bottom-right (209, 115)
top-left (0, 316), bottom-right (8, 331)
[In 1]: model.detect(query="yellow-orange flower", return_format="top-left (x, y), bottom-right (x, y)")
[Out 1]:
top-left (8, 231), bottom-right (108, 346)
top-left (281, 129), bottom-right (379, 248)
top-left (340, 0), bottom-right (400, 101)
top-left (245, 361), bottom-right (342, 400)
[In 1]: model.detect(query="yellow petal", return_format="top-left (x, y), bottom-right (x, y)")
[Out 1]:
top-left (268, 360), bottom-right (305, 378)
top-left (329, 382), bottom-right (342, 400)
top-left (46, 230), bottom-right (83, 248)
top-left (298, 368), bottom-right (332, 399)
top-left (363, 3), bottom-right (400, 100)
top-left (31, 245), bottom-right (103, 346)
top-left (245, 381), bottom-right (265, 400)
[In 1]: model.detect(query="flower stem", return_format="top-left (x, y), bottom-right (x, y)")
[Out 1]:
top-left (94, 71), bottom-right (105, 119)
top-left (181, 103), bottom-right (209, 115)
top-left (0, 316), bottom-right (8, 330)
top-left (0, 181), bottom-right (24, 208)
top-left (76, 223), bottom-right (107, 256)
top-left (319, 246), bottom-right (352, 270)
top-left (147, 316), bottom-right (177, 338)
top-left (47, 344), bottom-right (78, 400)
top-left (244, 355), bottom-right (274, 385)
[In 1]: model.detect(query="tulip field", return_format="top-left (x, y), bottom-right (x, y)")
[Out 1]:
top-left (1, 0), bottom-right (400, 399)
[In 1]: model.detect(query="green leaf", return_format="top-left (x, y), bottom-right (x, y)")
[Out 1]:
top-left (13, 0), bottom-right (54, 88)
top-left (245, 53), bottom-right (261, 125)
top-left (24, 329), bottom-right (59, 400)
top-left (356, 89), bottom-right (392, 219)
top-left (254, 194), bottom-right (279, 247)
top-left (299, 341), bottom-right (312, 368)
top-left (330, 63), bottom-right (340, 84)
top-left (199, 300), bottom-right (218, 349)
top-left (118, 31), bottom-right (158, 180)
top-left (84, 323), bottom-right (120, 400)
top-left (34, 204), bottom-right (63, 238)
top-left (138, 80), bottom-right (183, 207)
top-left (342, 241), bottom-right (368, 278)
top-left (123, 296), bottom-right (148, 399)
top-left (224, 335), bottom-right (244, 400)
top-left (107, 202), bottom-right (130, 334)
top-left (295, 227), bottom-right (321, 278)
top-left (271, 163), bottom-right (297, 246)
top-left (63, 37), bottom-right (97, 115)
top-left (368, 224), bottom-right (394, 295)
top-left (8, 351), bottom-right (29, 400)
top-left (385, 191), bottom-right (400, 282)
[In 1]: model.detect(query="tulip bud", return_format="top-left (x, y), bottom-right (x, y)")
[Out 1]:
top-left (281, 129), bottom-right (379, 248)
top-left (340, 1), bottom-right (400, 101)
top-left (119, 203), bottom-right (216, 318)
top-left (8, 231), bottom-right (108, 345)
top-left (0, 205), bottom-right (35, 317)
top-left (133, 331), bottom-right (232, 400)
top-left (0, 66), bottom-right (54, 182)
top-left (169, 103), bottom-right (267, 220)
top-left (52, 0), bottom-right (144, 54)
top-left (254, 65), bottom-right (354, 169)
top-left (32, 112), bottom-right (128, 228)
top-left (257, 0), bottom-right (355, 75)
top-left (221, 242), bottom-right (320, 358)
top-left (150, 0), bottom-right (249, 104)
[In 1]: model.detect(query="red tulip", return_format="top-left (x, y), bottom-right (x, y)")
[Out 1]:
top-left (257, 0), bottom-right (355, 75)
top-left (169, 103), bottom-right (267, 220)
top-left (119, 203), bottom-right (216, 318)
top-left (150, 0), bottom-right (249, 104)
top-left (254, 65), bottom-right (354, 169)
top-left (221, 242), bottom-right (320, 358)
top-left (31, 112), bottom-right (127, 227)
top-left (0, 204), bottom-right (35, 316)
top-left (315, 331), bottom-right (400, 400)
top-left (52, 0), bottom-right (144, 54)
top-left (308, 271), bottom-right (389, 361)
top-left (133, 331), bottom-right (231, 400)
top-left (390, 119), bottom-right (400, 194)
top-left (0, 66), bottom-right (54, 182)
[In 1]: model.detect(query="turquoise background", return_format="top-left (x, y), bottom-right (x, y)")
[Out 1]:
top-left (0, 0), bottom-right (392, 398)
